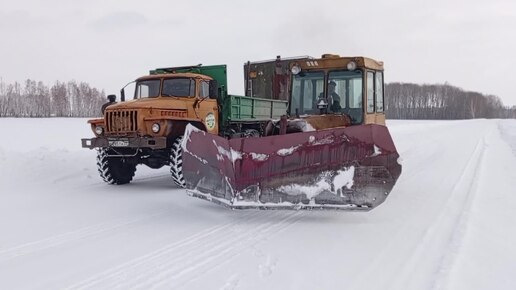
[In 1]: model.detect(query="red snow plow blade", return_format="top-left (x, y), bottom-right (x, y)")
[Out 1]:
top-left (181, 124), bottom-right (401, 210)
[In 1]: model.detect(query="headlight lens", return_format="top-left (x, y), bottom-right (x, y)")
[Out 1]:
top-left (95, 126), bottom-right (104, 135)
top-left (347, 61), bottom-right (357, 71)
top-left (152, 123), bottom-right (160, 133)
top-left (291, 64), bottom-right (301, 75)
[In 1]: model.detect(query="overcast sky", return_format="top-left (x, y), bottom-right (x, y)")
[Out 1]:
top-left (1, 0), bottom-right (515, 106)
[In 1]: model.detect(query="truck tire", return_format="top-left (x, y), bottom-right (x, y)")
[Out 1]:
top-left (96, 148), bottom-right (136, 185)
top-left (170, 137), bottom-right (186, 188)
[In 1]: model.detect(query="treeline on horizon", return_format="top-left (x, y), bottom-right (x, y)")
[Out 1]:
top-left (385, 82), bottom-right (516, 119)
top-left (0, 78), bottom-right (515, 119)
top-left (0, 79), bottom-right (105, 117)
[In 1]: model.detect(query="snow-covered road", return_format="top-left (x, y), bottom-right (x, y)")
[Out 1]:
top-left (0, 118), bottom-right (515, 290)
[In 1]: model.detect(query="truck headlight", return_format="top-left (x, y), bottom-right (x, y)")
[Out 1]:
top-left (347, 61), bottom-right (357, 71)
top-left (152, 123), bottom-right (160, 133)
top-left (95, 126), bottom-right (104, 135)
top-left (291, 64), bottom-right (301, 75)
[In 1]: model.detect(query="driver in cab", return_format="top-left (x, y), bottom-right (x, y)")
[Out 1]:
top-left (318, 80), bottom-right (341, 112)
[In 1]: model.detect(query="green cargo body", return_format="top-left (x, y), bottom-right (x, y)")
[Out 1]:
top-left (225, 95), bottom-right (287, 123)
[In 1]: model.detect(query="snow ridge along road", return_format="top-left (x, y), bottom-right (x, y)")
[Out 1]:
top-left (0, 118), bottom-right (516, 290)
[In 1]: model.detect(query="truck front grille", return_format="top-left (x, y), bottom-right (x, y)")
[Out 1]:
top-left (106, 110), bottom-right (138, 133)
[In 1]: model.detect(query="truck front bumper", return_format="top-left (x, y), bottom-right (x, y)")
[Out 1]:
top-left (81, 136), bottom-right (168, 149)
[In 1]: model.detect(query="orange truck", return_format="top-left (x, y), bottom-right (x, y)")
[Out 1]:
top-left (82, 64), bottom-right (287, 187)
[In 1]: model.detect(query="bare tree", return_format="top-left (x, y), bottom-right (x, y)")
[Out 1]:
top-left (386, 82), bottom-right (515, 120)
top-left (0, 79), bottom-right (105, 117)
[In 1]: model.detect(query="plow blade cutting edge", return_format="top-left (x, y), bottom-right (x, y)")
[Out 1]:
top-left (181, 124), bottom-right (402, 210)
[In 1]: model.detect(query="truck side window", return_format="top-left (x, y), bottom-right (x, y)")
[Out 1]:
top-left (199, 81), bottom-right (210, 98)
top-left (136, 80), bottom-right (160, 98)
top-left (366, 71), bottom-right (375, 113)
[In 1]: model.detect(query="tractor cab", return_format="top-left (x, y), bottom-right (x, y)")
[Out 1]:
top-left (244, 54), bottom-right (386, 130)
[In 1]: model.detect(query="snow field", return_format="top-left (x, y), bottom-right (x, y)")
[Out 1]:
top-left (0, 118), bottom-right (515, 290)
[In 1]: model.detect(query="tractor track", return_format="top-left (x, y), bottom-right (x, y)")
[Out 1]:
top-left (348, 128), bottom-right (489, 290)
top-left (65, 211), bottom-right (304, 290)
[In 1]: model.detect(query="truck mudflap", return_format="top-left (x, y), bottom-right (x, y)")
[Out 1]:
top-left (181, 124), bottom-right (402, 210)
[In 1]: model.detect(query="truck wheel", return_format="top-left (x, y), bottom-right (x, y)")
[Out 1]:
top-left (96, 148), bottom-right (136, 185)
top-left (170, 137), bottom-right (186, 188)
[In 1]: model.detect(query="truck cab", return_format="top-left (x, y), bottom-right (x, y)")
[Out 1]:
top-left (95, 72), bottom-right (219, 140)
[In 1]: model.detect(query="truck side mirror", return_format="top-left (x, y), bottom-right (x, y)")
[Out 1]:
top-left (119, 80), bottom-right (135, 102)
top-left (107, 94), bottom-right (117, 102)
top-left (209, 80), bottom-right (219, 99)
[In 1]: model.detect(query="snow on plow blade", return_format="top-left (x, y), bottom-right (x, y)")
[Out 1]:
top-left (181, 124), bottom-right (401, 210)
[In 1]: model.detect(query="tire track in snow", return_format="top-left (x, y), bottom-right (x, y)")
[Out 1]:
top-left (66, 211), bottom-right (303, 290)
top-left (0, 173), bottom-right (183, 262)
top-left (73, 173), bottom-right (174, 190)
top-left (429, 133), bottom-right (489, 290)
top-left (391, 135), bottom-right (487, 290)
top-left (349, 129), bottom-right (489, 290)
top-left (144, 211), bottom-right (302, 290)
top-left (65, 210), bottom-right (265, 289)
top-left (0, 211), bottom-right (169, 262)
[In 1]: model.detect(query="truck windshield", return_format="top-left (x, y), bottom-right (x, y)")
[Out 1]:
top-left (291, 71), bottom-right (325, 115)
top-left (328, 70), bottom-right (363, 124)
top-left (162, 78), bottom-right (195, 97)
top-left (135, 80), bottom-right (160, 98)
top-left (291, 70), bottom-right (364, 124)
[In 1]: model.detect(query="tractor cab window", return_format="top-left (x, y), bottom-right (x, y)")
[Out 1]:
top-left (135, 79), bottom-right (160, 98)
top-left (328, 70), bottom-right (364, 124)
top-left (365, 71), bottom-right (385, 113)
top-left (366, 71), bottom-right (375, 113)
top-left (162, 78), bottom-right (196, 97)
top-left (291, 71), bottom-right (324, 115)
top-left (376, 72), bottom-right (384, 112)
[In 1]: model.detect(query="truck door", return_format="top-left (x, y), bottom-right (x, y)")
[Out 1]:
top-left (197, 80), bottom-right (219, 134)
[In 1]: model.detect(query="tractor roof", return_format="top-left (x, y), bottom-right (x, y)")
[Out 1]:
top-left (294, 55), bottom-right (385, 71)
